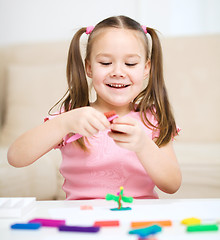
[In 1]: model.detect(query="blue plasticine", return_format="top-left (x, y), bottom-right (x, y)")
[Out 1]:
top-left (110, 207), bottom-right (132, 211)
top-left (129, 224), bottom-right (162, 238)
top-left (10, 223), bottom-right (41, 230)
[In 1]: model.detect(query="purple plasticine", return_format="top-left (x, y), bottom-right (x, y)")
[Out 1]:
top-left (59, 225), bottom-right (100, 233)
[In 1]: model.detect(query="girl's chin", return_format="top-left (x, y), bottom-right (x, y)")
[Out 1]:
top-left (96, 92), bottom-right (138, 107)
top-left (101, 99), bottom-right (132, 108)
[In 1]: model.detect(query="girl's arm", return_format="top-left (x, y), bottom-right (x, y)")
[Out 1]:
top-left (8, 107), bottom-right (110, 167)
top-left (108, 116), bottom-right (182, 194)
top-left (136, 140), bottom-right (181, 194)
top-left (7, 114), bottom-right (67, 167)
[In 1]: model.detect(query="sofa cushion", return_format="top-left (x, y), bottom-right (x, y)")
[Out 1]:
top-left (157, 142), bottom-right (220, 199)
top-left (0, 64), bottom-right (67, 145)
top-left (0, 147), bottom-right (64, 200)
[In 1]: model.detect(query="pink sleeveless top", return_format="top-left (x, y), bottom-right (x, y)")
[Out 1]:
top-left (46, 110), bottom-right (176, 200)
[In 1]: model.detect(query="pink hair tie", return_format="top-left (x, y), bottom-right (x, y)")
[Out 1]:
top-left (141, 25), bottom-right (147, 34)
top-left (86, 26), bottom-right (94, 35)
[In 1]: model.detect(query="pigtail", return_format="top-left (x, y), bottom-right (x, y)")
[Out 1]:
top-left (65, 27), bottom-right (90, 110)
top-left (62, 28), bottom-right (90, 150)
top-left (135, 27), bottom-right (178, 146)
top-left (49, 28), bottom-right (89, 114)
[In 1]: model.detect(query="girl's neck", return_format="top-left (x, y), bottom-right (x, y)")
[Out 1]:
top-left (90, 101), bottom-right (133, 117)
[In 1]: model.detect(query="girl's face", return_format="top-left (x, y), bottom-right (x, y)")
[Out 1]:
top-left (86, 28), bottom-right (150, 113)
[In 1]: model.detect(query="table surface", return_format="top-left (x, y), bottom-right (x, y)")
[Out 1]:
top-left (1, 198), bottom-right (220, 240)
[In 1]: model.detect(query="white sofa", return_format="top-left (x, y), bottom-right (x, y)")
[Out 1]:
top-left (0, 35), bottom-right (220, 200)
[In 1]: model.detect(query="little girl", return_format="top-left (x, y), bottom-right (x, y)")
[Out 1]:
top-left (8, 15), bottom-right (181, 200)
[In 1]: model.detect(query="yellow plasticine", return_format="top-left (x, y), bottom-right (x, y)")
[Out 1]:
top-left (181, 217), bottom-right (201, 225)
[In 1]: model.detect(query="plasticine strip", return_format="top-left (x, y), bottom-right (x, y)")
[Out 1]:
top-left (29, 218), bottom-right (65, 227)
top-left (129, 225), bottom-right (162, 238)
top-left (80, 205), bottom-right (93, 210)
top-left (94, 220), bottom-right (120, 227)
top-left (187, 224), bottom-right (219, 232)
top-left (11, 223), bottom-right (41, 230)
top-left (138, 238), bottom-right (158, 240)
top-left (59, 225), bottom-right (100, 233)
top-left (181, 217), bottom-right (201, 225)
top-left (131, 220), bottom-right (172, 228)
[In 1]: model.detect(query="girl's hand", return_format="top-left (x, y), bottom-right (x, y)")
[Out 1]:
top-left (108, 116), bottom-right (148, 152)
top-left (63, 107), bottom-right (111, 137)
top-left (109, 116), bottom-right (182, 194)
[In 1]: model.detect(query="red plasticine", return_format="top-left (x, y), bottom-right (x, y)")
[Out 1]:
top-left (104, 111), bottom-right (118, 123)
top-left (94, 220), bottom-right (120, 227)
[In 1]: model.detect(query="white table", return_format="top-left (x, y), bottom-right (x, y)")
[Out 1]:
top-left (1, 198), bottom-right (220, 240)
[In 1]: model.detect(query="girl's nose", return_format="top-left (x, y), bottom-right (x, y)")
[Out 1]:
top-left (110, 65), bottom-right (126, 78)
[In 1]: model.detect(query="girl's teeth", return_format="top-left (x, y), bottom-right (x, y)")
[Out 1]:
top-left (109, 84), bottom-right (127, 88)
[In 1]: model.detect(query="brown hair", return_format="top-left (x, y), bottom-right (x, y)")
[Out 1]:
top-left (52, 15), bottom-right (178, 149)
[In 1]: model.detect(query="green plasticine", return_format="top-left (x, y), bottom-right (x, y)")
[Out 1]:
top-left (105, 186), bottom-right (133, 210)
top-left (187, 224), bottom-right (219, 232)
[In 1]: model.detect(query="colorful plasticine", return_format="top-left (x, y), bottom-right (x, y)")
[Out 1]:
top-left (105, 186), bottom-right (133, 210)
top-left (10, 223), bottom-right (41, 230)
top-left (29, 218), bottom-right (65, 227)
top-left (138, 237), bottom-right (158, 240)
top-left (80, 205), bottom-right (93, 210)
top-left (181, 217), bottom-right (201, 225)
top-left (187, 224), bottom-right (219, 232)
top-left (59, 225), bottom-right (100, 233)
top-left (129, 224), bottom-right (162, 238)
top-left (131, 220), bottom-right (172, 228)
top-left (94, 220), bottom-right (120, 227)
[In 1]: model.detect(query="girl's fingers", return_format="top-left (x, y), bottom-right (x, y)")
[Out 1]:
top-left (98, 113), bottom-right (111, 129)
top-left (112, 116), bottom-right (136, 125)
top-left (89, 116), bottom-right (107, 131)
top-left (110, 116), bottom-right (137, 134)
top-left (82, 111), bottom-right (111, 136)
top-left (108, 131), bottom-right (129, 143)
top-left (110, 123), bottom-right (134, 135)
top-left (83, 125), bottom-right (99, 137)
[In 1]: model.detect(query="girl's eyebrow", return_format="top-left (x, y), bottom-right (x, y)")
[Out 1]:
top-left (125, 54), bottom-right (141, 59)
top-left (96, 53), bottom-right (111, 59)
top-left (96, 53), bottom-right (141, 59)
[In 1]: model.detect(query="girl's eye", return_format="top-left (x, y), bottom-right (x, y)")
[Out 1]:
top-left (100, 62), bottom-right (111, 66)
top-left (125, 63), bottom-right (137, 67)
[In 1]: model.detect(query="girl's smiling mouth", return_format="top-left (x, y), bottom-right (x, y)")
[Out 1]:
top-left (106, 83), bottom-right (131, 88)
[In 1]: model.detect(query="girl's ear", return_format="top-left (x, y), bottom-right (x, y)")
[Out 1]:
top-left (85, 60), bottom-right (92, 78)
top-left (144, 60), bottom-right (151, 79)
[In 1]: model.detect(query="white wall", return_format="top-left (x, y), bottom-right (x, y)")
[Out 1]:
top-left (0, 0), bottom-right (138, 46)
top-left (137, 0), bottom-right (220, 37)
top-left (0, 0), bottom-right (219, 46)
